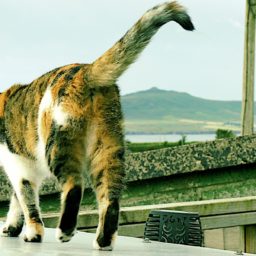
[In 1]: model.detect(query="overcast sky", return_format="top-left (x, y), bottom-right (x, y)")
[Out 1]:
top-left (0, 0), bottom-right (245, 100)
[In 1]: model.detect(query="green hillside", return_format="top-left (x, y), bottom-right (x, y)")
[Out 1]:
top-left (121, 87), bottom-right (255, 134)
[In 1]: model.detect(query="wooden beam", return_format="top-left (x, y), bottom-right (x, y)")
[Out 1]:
top-left (242, 0), bottom-right (255, 135)
top-left (201, 211), bottom-right (256, 230)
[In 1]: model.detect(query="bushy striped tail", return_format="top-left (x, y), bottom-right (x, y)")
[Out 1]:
top-left (86, 1), bottom-right (194, 87)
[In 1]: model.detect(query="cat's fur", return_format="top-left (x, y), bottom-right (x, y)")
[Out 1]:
top-left (0, 1), bottom-right (194, 250)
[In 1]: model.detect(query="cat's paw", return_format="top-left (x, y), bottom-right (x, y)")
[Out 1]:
top-left (23, 223), bottom-right (44, 243)
top-left (93, 231), bottom-right (117, 251)
top-left (24, 234), bottom-right (42, 242)
top-left (0, 223), bottom-right (23, 237)
top-left (55, 228), bottom-right (76, 243)
top-left (93, 239), bottom-right (113, 251)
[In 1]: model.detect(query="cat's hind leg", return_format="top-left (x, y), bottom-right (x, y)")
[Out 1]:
top-left (88, 133), bottom-right (125, 250)
top-left (47, 134), bottom-right (84, 243)
top-left (87, 87), bottom-right (125, 250)
top-left (55, 174), bottom-right (83, 243)
top-left (93, 190), bottom-right (122, 251)
top-left (0, 192), bottom-right (24, 237)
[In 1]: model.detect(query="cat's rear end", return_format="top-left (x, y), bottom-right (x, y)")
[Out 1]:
top-left (0, 1), bottom-right (194, 250)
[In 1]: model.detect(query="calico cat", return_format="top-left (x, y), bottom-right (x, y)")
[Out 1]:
top-left (0, 1), bottom-right (194, 250)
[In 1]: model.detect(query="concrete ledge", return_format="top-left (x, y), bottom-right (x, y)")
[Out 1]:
top-left (0, 222), bottom-right (247, 256)
top-left (0, 135), bottom-right (256, 201)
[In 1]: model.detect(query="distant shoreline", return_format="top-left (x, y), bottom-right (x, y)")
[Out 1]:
top-left (125, 133), bottom-right (216, 143)
top-left (125, 131), bottom-right (240, 135)
top-left (125, 132), bottom-right (241, 143)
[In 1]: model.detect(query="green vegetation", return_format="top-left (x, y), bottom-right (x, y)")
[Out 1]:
top-left (126, 135), bottom-right (188, 153)
top-left (126, 141), bottom-right (179, 153)
top-left (179, 135), bottom-right (187, 145)
top-left (215, 129), bottom-right (236, 139)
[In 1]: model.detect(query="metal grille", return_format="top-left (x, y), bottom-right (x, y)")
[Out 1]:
top-left (144, 210), bottom-right (203, 246)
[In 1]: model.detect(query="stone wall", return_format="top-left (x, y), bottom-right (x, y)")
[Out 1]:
top-left (0, 135), bottom-right (256, 202)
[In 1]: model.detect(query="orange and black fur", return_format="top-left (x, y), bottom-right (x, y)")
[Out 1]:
top-left (0, 1), bottom-right (194, 250)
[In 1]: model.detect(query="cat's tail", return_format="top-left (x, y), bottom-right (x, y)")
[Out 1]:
top-left (86, 1), bottom-right (194, 87)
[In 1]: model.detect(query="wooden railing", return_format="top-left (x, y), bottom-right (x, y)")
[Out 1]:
top-left (43, 196), bottom-right (256, 254)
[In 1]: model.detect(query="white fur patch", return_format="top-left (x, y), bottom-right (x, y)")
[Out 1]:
top-left (36, 87), bottom-right (53, 176)
top-left (53, 104), bottom-right (69, 126)
top-left (24, 225), bottom-right (38, 240)
top-left (0, 143), bottom-right (46, 189)
top-left (24, 223), bottom-right (44, 242)
top-left (36, 139), bottom-right (50, 177)
top-left (4, 195), bottom-right (22, 227)
top-left (39, 88), bottom-right (53, 114)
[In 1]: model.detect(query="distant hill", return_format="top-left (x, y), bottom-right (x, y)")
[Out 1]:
top-left (121, 87), bottom-right (255, 134)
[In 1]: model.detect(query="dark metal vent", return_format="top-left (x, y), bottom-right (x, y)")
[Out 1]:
top-left (144, 210), bottom-right (203, 246)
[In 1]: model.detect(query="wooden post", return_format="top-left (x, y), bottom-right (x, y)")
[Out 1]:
top-left (245, 225), bottom-right (256, 253)
top-left (242, 0), bottom-right (255, 135)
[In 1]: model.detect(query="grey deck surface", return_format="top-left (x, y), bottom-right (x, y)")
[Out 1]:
top-left (0, 223), bottom-right (253, 255)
